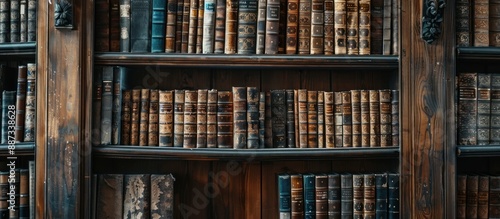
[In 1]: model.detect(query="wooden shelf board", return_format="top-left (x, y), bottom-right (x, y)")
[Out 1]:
top-left (0, 42), bottom-right (36, 56)
top-left (457, 145), bottom-right (500, 157)
top-left (457, 47), bottom-right (500, 61)
top-left (0, 142), bottom-right (36, 156)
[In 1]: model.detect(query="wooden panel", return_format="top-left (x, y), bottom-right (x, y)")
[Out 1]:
top-left (301, 70), bottom-right (332, 91)
top-left (211, 161), bottom-right (231, 218)
top-left (212, 69), bottom-right (261, 90)
top-left (245, 162), bottom-right (262, 218)
top-left (260, 70), bottom-right (301, 91)
top-left (177, 161), bottom-right (211, 219)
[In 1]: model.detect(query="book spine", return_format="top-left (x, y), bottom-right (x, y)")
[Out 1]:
top-left (130, 0), bottom-right (152, 52)
top-left (174, 90), bottom-right (185, 147)
top-left (148, 89), bottom-right (159, 146)
top-left (271, 89), bottom-right (286, 148)
top-left (29, 160), bottom-right (34, 219)
top-left (324, 91), bottom-right (334, 148)
top-left (184, 90), bottom-right (198, 148)
top-left (476, 73), bottom-right (491, 145)
top-left (358, 0), bottom-right (370, 55)
top-left (265, 91), bottom-right (273, 147)
top-left (10, 0), bottom-right (20, 42)
top-left (19, 0), bottom-right (26, 42)
top-left (456, 0), bottom-right (471, 47)
top-left (294, 90), bottom-right (299, 149)
top-left (181, 0), bottom-right (190, 53)
top-left (233, 87), bottom-right (248, 148)
top-left (489, 176), bottom-right (500, 218)
top-left (202, 0), bottom-right (216, 53)
top-left (120, 0), bottom-right (131, 52)
top-left (490, 0), bottom-right (500, 46)
top-left (457, 174), bottom-right (467, 219)
top-left (370, 0), bottom-right (383, 54)
top-left (303, 173), bottom-right (316, 219)
top-left (317, 91), bottom-right (325, 148)
top-left (19, 169), bottom-right (28, 218)
top-left (0, 171), bottom-right (8, 216)
top-left (375, 173), bottom-right (388, 219)
top-left (188, 0), bottom-right (199, 53)
top-left (95, 0), bottom-right (110, 51)
top-left (285, 89), bottom-right (296, 148)
top-left (123, 174), bottom-right (151, 218)
top-left (159, 90), bottom-right (174, 146)
top-left (466, 175), bottom-right (479, 219)
top-left (92, 68), bottom-right (103, 146)
top-left (390, 0), bottom-right (397, 54)
top-left (298, 0), bottom-right (311, 54)
top-left (237, 0), bottom-right (258, 54)
top-left (101, 67), bottom-right (114, 145)
top-left (196, 89), bottom-right (208, 148)
top-left (265, 0), bottom-right (280, 54)
top-left (363, 174), bottom-right (376, 219)
top-left (225, 0), bottom-right (238, 54)
top-left (310, 0), bottom-right (324, 54)
top-left (491, 74), bottom-right (500, 144)
top-left (23, 63), bottom-right (36, 142)
top-left (307, 91), bottom-right (318, 148)
top-left (0, 0), bottom-right (9, 43)
top-left (298, 89), bottom-right (308, 148)
top-left (285, 0), bottom-right (298, 54)
top-left (324, 0), bottom-right (334, 54)
top-left (175, 0), bottom-right (184, 52)
top-left (196, 0), bottom-right (204, 53)
top-left (110, 0), bottom-right (121, 51)
top-left (351, 90), bottom-right (361, 147)
top-left (334, 91), bottom-right (343, 147)
top-left (353, 174), bottom-right (364, 218)
top-left (165, 0), bottom-right (177, 52)
top-left (278, 174), bottom-right (291, 218)
top-left (379, 89), bottom-right (392, 147)
top-left (1, 91), bottom-right (15, 144)
top-left (346, 0), bottom-right (358, 54)
top-left (457, 72), bottom-right (478, 145)
top-left (150, 174), bottom-right (175, 218)
top-left (478, 175), bottom-right (490, 219)
top-left (247, 87), bottom-right (260, 148)
top-left (151, 0), bottom-right (167, 52)
top-left (387, 173), bottom-right (399, 219)
top-left (15, 65), bottom-right (27, 142)
top-left (207, 89), bottom-right (218, 148)
top-left (121, 90), bottom-right (132, 145)
top-left (214, 0), bottom-right (226, 53)
top-left (474, 0), bottom-right (489, 47)
top-left (130, 89), bottom-right (141, 145)
top-left (341, 91), bottom-right (352, 147)
top-left (369, 90), bottom-right (380, 147)
top-left (96, 174), bottom-right (124, 218)
top-left (259, 91), bottom-right (266, 148)
top-left (316, 174), bottom-right (328, 218)
top-left (278, 0), bottom-right (286, 54)
top-left (112, 67), bottom-right (123, 145)
top-left (391, 90), bottom-right (399, 146)
top-left (217, 91), bottom-right (233, 148)
top-left (341, 173), bottom-right (353, 218)
top-left (256, 0), bottom-right (267, 54)
top-left (327, 173), bottom-right (341, 218)
top-left (291, 174), bottom-right (304, 218)
top-left (139, 89), bottom-right (150, 146)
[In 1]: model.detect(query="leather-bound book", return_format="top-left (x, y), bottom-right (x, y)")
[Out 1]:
top-left (307, 90), bottom-right (318, 148)
top-left (291, 174), bottom-right (304, 219)
top-left (7, 170), bottom-right (19, 217)
top-left (120, 0), bottom-right (131, 52)
top-left (298, 0), bottom-right (311, 54)
top-left (387, 173), bottom-right (399, 219)
top-left (316, 174), bottom-right (328, 219)
top-left (369, 90), bottom-right (380, 147)
top-left (181, 0), bottom-right (190, 53)
top-left (303, 173), bottom-right (316, 219)
top-left (358, 0), bottom-right (370, 55)
top-left (247, 87), bottom-right (260, 148)
top-left (159, 90), bottom-right (174, 146)
top-left (112, 67), bottom-right (124, 145)
top-left (317, 91), bottom-right (325, 148)
top-left (207, 89), bottom-right (218, 148)
top-left (214, 0), bottom-right (226, 53)
top-left (225, 0), bottom-right (238, 54)
top-left (341, 91), bottom-right (352, 147)
top-left (346, 0), bottom-right (358, 54)
top-left (202, 0), bottom-right (216, 53)
top-left (334, 0), bottom-right (346, 54)
top-left (183, 90), bottom-right (198, 148)
top-left (196, 0), bottom-right (204, 53)
top-left (29, 161), bottom-right (34, 218)
top-left (92, 68), bottom-right (103, 146)
top-left (23, 63), bottom-right (36, 142)
top-left (334, 91), bottom-right (343, 147)
top-left (363, 174), bottom-right (376, 219)
top-left (456, 0), bottom-right (471, 47)
top-left (95, 0), bottom-right (110, 51)
top-left (174, 90), bottom-right (185, 147)
top-left (370, 0), bottom-right (383, 54)
top-left (285, 89), bottom-right (296, 148)
top-left (237, 0), bottom-right (258, 54)
top-left (489, 176), bottom-right (500, 219)
top-left (15, 65), bottom-right (27, 142)
top-left (310, 0), bottom-right (324, 54)
top-left (271, 89), bottom-right (286, 148)
top-left (10, 0), bottom-right (20, 42)
top-left (100, 66), bottom-right (114, 145)
top-left (110, 0), bottom-right (121, 51)
top-left (286, 0), bottom-right (299, 54)
top-left (265, 91), bottom-right (273, 147)
top-left (474, 0), bottom-right (489, 46)
top-left (130, 89), bottom-right (141, 145)
top-left (491, 74), bottom-right (500, 144)
top-left (379, 89), bottom-right (392, 147)
top-left (467, 175), bottom-right (480, 218)
top-left (375, 173), bottom-right (388, 219)
top-left (341, 173), bottom-right (353, 218)
top-left (150, 174), bottom-right (175, 218)
top-left (327, 173), bottom-right (341, 218)
top-left (0, 171), bottom-right (8, 217)
top-left (256, 0), bottom-right (267, 54)
top-left (324, 91), bottom-right (334, 148)
top-left (351, 90), bottom-right (361, 147)
top-left (278, 0), bottom-right (286, 54)
top-left (148, 89), bottom-right (159, 146)
top-left (217, 91), bottom-right (233, 148)
top-left (19, 0), bottom-right (26, 42)
top-left (19, 169), bottom-right (29, 218)
top-left (298, 89), bottom-right (308, 148)
top-left (123, 174), bottom-right (150, 219)
top-left (265, 0), bottom-right (280, 54)
top-left (478, 175), bottom-right (489, 219)
top-left (353, 174), bottom-right (364, 219)
top-left (151, 0), bottom-right (167, 53)
top-left (121, 89), bottom-right (132, 145)
top-left (457, 72), bottom-right (477, 145)
top-left (0, 0), bottom-right (9, 43)
top-left (197, 89), bottom-right (208, 148)
top-left (233, 87), bottom-right (248, 148)
top-left (391, 90), bottom-right (399, 146)
top-left (139, 89), bottom-right (150, 146)
top-left (476, 73), bottom-right (491, 145)
top-left (324, 0), bottom-right (334, 54)
top-left (390, 0), bottom-right (397, 54)
top-left (457, 174), bottom-right (467, 219)
top-left (96, 174), bottom-right (124, 218)
top-left (188, 0), bottom-right (199, 53)
top-left (175, 0), bottom-right (184, 52)
top-left (130, 0), bottom-right (152, 52)
top-left (278, 174), bottom-right (291, 218)
top-left (259, 91), bottom-right (266, 147)
top-left (490, 0), bottom-right (500, 46)
top-left (165, 0), bottom-right (177, 52)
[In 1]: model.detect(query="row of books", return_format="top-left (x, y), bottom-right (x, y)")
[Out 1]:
top-left (457, 174), bottom-right (500, 219)
top-left (92, 67), bottom-right (400, 148)
top-left (0, 64), bottom-right (36, 144)
top-left (456, 0), bottom-right (500, 47)
top-left (0, 161), bottom-right (35, 219)
top-left (95, 0), bottom-right (399, 55)
top-left (93, 173), bottom-right (175, 218)
top-left (277, 172), bottom-right (399, 219)
top-left (0, 0), bottom-right (37, 43)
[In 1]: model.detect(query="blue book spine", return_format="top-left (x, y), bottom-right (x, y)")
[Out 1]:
top-left (151, 0), bottom-right (167, 52)
top-left (278, 174), bottom-right (291, 219)
top-left (388, 173), bottom-right (399, 219)
top-left (375, 173), bottom-right (388, 219)
top-left (303, 173), bottom-right (316, 219)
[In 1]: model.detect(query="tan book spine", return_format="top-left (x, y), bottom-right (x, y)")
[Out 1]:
top-left (310, 0), bottom-right (324, 54)
top-left (121, 90), bottom-right (132, 145)
top-left (286, 0), bottom-right (299, 54)
top-left (324, 0), bottom-right (335, 54)
top-left (474, 0), bottom-right (489, 46)
top-left (233, 87), bottom-right (247, 148)
top-left (188, 0), bottom-right (199, 53)
top-left (346, 0), bottom-right (358, 54)
top-left (358, 0), bottom-right (370, 55)
top-left (307, 90), bottom-right (318, 148)
top-left (317, 91), bottom-right (325, 148)
top-left (334, 91), bottom-right (343, 147)
top-left (225, 0), bottom-right (238, 54)
top-left (360, 90), bottom-right (370, 147)
top-left (159, 90), bottom-right (174, 147)
top-left (174, 90), bottom-right (185, 147)
top-left (247, 87), bottom-right (260, 148)
top-left (207, 89), bottom-right (218, 148)
top-left (369, 90), bottom-right (380, 147)
top-left (265, 0), bottom-right (280, 54)
top-left (298, 89), bottom-right (308, 148)
top-left (217, 91), bottom-right (233, 148)
top-left (341, 91), bottom-right (352, 147)
top-left (148, 89), bottom-right (159, 146)
top-left (363, 174), bottom-right (376, 219)
top-left (139, 89), bottom-right (150, 146)
top-left (130, 89), bottom-right (141, 145)
top-left (351, 90), bottom-right (361, 147)
top-left (298, 0), bottom-right (311, 54)
top-left (324, 91), bottom-right (334, 148)
top-left (184, 90), bottom-right (198, 148)
top-left (353, 174), bottom-right (364, 218)
top-left (197, 89), bottom-right (208, 148)
top-left (334, 0), bottom-right (347, 54)
top-left (379, 89), bottom-right (391, 147)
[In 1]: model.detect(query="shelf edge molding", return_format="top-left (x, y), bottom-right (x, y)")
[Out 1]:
top-left (456, 145), bottom-right (500, 157)
top-left (0, 143), bottom-right (36, 156)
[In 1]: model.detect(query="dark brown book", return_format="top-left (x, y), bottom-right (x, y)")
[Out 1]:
top-left (457, 72), bottom-right (478, 145)
top-left (259, 91), bottom-right (266, 148)
top-left (0, 0), bottom-right (9, 43)
top-left (334, 91), bottom-right (343, 147)
top-left (256, 0), bottom-right (267, 54)
top-left (217, 91), bottom-right (233, 148)
top-left (0, 171), bottom-right (8, 217)
top-left (247, 87), bottom-right (260, 148)
top-left (130, 89), bottom-right (141, 145)
top-left (96, 174), bottom-right (124, 218)
top-left (214, 0), bottom-right (226, 53)
top-left (8, 169), bottom-right (19, 217)
top-left (341, 91), bottom-right (352, 147)
top-left (317, 91), bottom-right (325, 148)
top-left (341, 173), bottom-right (353, 218)
top-left (188, 0), bottom-right (199, 53)
top-left (265, 0), bottom-right (280, 54)
top-left (123, 174), bottom-right (150, 219)
top-left (478, 175), bottom-right (489, 219)
top-left (474, 0), bottom-right (489, 47)
top-left (237, 0), bottom-right (258, 54)
top-left (95, 0), bottom-right (110, 51)
top-left (324, 0), bottom-right (334, 54)
top-left (477, 73), bottom-right (491, 145)
top-left (15, 65), bottom-right (27, 142)
top-left (19, 169), bottom-right (28, 218)
top-left (202, 0), bottom-right (216, 53)
top-left (278, 0), bottom-right (287, 54)
top-left (456, 0), bottom-right (471, 47)
top-left (196, 0), bottom-right (204, 53)
top-left (150, 174), bottom-right (175, 218)
top-left (382, 0), bottom-right (391, 54)
top-left (379, 89), bottom-right (392, 147)
top-left (466, 175), bottom-right (479, 219)
top-left (298, 89), bottom-right (308, 148)
top-left (358, 0), bottom-right (370, 55)
top-left (307, 90), bottom-right (318, 148)
top-left (391, 90), bottom-right (399, 146)
top-left (353, 174), bottom-right (364, 219)
top-left (121, 90), bottom-right (132, 145)
top-left (490, 0), bottom-right (500, 46)
top-left (310, 0), bottom-right (324, 54)
top-left (101, 66), bottom-right (114, 145)
top-left (298, 0), bottom-right (311, 54)
top-left (265, 91), bottom-right (273, 147)
top-left (207, 89), bottom-right (218, 148)
top-left (271, 89), bottom-right (286, 148)
top-left (184, 90), bottom-right (198, 148)
top-left (286, 89), bottom-right (296, 148)
top-left (286, 0), bottom-right (299, 54)
top-left (369, 90), bottom-right (380, 147)
top-left (361, 90), bottom-right (371, 147)
top-left (159, 90), bottom-right (174, 146)
top-left (181, 0), bottom-right (191, 53)
top-left (110, 0), bottom-right (121, 51)
top-left (233, 87), bottom-right (247, 148)
top-left (351, 90), bottom-right (361, 147)
top-left (23, 63), bottom-right (36, 142)
top-left (139, 89), bottom-right (150, 146)
top-left (324, 91), bottom-right (334, 148)
top-left (197, 89), bottom-right (208, 148)
top-left (148, 89), bottom-right (159, 146)
top-left (490, 176), bottom-right (500, 218)
top-left (174, 90), bottom-right (185, 147)
top-left (370, 0), bottom-right (383, 54)
top-left (457, 174), bottom-right (467, 219)
top-left (291, 174), bottom-right (304, 219)
top-left (363, 174), bottom-right (376, 219)
top-left (175, 0), bottom-right (184, 52)
top-left (225, 0), bottom-right (238, 54)
top-left (316, 174), bottom-right (329, 219)
top-left (346, 0), bottom-right (358, 54)
top-left (165, 0), bottom-right (177, 53)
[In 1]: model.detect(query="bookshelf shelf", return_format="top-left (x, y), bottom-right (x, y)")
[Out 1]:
top-left (92, 145), bottom-right (400, 161)
top-left (94, 53), bottom-right (399, 69)
top-left (456, 145), bottom-right (500, 157)
top-left (0, 42), bottom-right (37, 56)
top-left (457, 47), bottom-right (500, 61)
top-left (0, 142), bottom-right (36, 156)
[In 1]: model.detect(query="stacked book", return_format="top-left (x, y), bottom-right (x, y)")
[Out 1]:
top-left (456, 0), bottom-right (500, 47)
top-left (94, 0), bottom-right (399, 55)
top-left (0, 0), bottom-right (37, 43)
top-left (0, 161), bottom-right (35, 219)
top-left (456, 174), bottom-right (500, 219)
top-left (277, 172), bottom-right (399, 219)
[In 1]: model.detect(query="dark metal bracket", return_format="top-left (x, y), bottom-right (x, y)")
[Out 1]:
top-left (421, 0), bottom-right (446, 44)
top-left (54, 0), bottom-right (73, 29)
